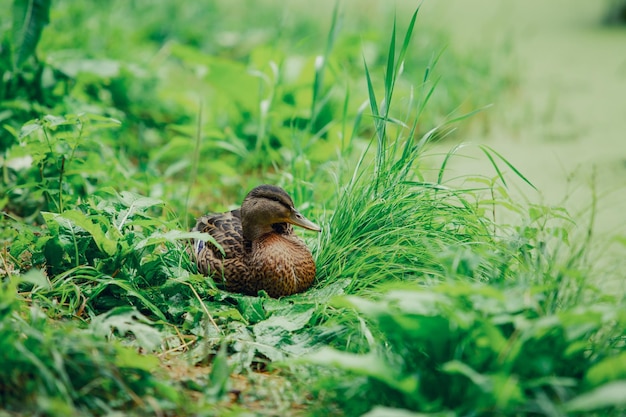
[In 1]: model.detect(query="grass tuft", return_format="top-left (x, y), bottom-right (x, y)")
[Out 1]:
top-left (1, 2), bottom-right (624, 416)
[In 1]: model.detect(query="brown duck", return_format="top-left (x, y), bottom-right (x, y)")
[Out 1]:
top-left (191, 185), bottom-right (321, 298)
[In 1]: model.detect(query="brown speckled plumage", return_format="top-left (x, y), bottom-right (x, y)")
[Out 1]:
top-left (191, 185), bottom-right (321, 298)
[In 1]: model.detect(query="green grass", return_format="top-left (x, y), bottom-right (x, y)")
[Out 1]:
top-left (1, 1), bottom-right (625, 416)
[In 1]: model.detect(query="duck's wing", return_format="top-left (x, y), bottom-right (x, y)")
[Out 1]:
top-left (191, 209), bottom-right (245, 275)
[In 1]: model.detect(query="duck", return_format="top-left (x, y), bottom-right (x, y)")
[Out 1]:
top-left (190, 185), bottom-right (321, 298)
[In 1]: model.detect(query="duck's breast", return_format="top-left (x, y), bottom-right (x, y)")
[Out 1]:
top-left (250, 234), bottom-right (316, 297)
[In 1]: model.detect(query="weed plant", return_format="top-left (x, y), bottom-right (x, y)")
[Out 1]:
top-left (1, 0), bottom-right (513, 215)
top-left (1, 2), bottom-right (625, 417)
top-left (0, 278), bottom-right (178, 415)
top-left (302, 12), bottom-right (626, 416)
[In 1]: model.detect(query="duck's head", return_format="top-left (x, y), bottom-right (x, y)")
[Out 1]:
top-left (240, 185), bottom-right (321, 241)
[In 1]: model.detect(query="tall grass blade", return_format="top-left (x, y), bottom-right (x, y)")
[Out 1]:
top-left (437, 143), bottom-right (466, 185)
top-left (363, 57), bottom-right (385, 193)
top-left (479, 144), bottom-right (537, 190)
top-left (310, 0), bottom-right (341, 132)
top-left (480, 145), bottom-right (508, 187)
top-left (185, 100), bottom-right (203, 228)
top-left (383, 16), bottom-right (396, 117)
top-left (396, 7), bottom-right (420, 77)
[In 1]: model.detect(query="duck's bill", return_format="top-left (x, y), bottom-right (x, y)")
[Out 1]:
top-left (289, 210), bottom-right (322, 232)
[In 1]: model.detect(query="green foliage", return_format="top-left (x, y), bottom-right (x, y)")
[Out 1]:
top-left (1, 0), bottom-right (52, 154)
top-left (0, 277), bottom-right (179, 415)
top-left (11, 0), bottom-right (51, 69)
top-left (5, 114), bottom-right (123, 217)
top-left (297, 14), bottom-right (626, 415)
top-left (2, 0), bottom-right (515, 216)
top-left (307, 285), bottom-right (626, 416)
top-left (0, 1), bottom-right (624, 417)
top-left (7, 188), bottom-right (208, 322)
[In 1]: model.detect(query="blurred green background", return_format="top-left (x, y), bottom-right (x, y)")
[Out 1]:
top-left (2, 1), bottom-right (626, 416)
top-left (422, 1), bottom-right (626, 240)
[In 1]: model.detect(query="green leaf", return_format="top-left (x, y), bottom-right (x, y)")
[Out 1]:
top-left (115, 191), bottom-right (163, 230)
top-left (56, 210), bottom-right (117, 256)
top-left (118, 191), bottom-right (162, 210)
top-left (82, 113), bottom-right (122, 129)
top-left (11, 0), bottom-right (51, 69)
top-left (213, 307), bottom-right (246, 322)
top-left (310, 0), bottom-right (340, 132)
top-left (90, 307), bottom-right (163, 351)
top-left (236, 296), bottom-right (266, 324)
top-left (361, 406), bottom-right (453, 417)
top-left (585, 353), bottom-right (626, 387)
top-left (479, 145), bottom-right (537, 191)
top-left (18, 120), bottom-right (42, 139)
top-left (442, 360), bottom-right (490, 389)
top-left (134, 230), bottom-right (219, 251)
top-left (169, 42), bottom-right (258, 109)
top-left (18, 269), bottom-right (50, 290)
top-left (41, 114), bottom-right (71, 128)
top-left (206, 342), bottom-right (232, 399)
top-left (250, 307), bottom-right (316, 361)
top-left (306, 348), bottom-right (418, 395)
top-left (253, 307), bottom-right (314, 333)
top-left (565, 380), bottom-right (626, 412)
top-left (395, 8), bottom-right (419, 80)
top-left (89, 279), bottom-right (168, 322)
top-left (53, 58), bottom-right (121, 78)
top-left (114, 346), bottom-right (160, 371)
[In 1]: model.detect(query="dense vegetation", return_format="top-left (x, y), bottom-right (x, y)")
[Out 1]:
top-left (2, 1), bottom-right (625, 416)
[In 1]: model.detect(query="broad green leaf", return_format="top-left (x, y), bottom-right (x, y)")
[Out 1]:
top-left (306, 348), bottom-right (418, 395)
top-left (361, 406), bottom-right (453, 417)
top-left (338, 295), bottom-right (384, 315)
top-left (490, 373), bottom-right (527, 409)
top-left (206, 342), bottom-right (231, 399)
top-left (118, 191), bottom-right (162, 210)
top-left (19, 269), bottom-right (50, 290)
top-left (89, 279), bottom-right (167, 322)
top-left (11, 0), bottom-right (51, 69)
top-left (53, 58), bottom-right (121, 78)
top-left (251, 308), bottom-right (316, 361)
top-left (56, 210), bottom-right (117, 256)
top-left (236, 296), bottom-right (266, 324)
top-left (82, 113), bottom-right (122, 130)
top-left (384, 290), bottom-right (449, 315)
top-left (213, 308), bottom-right (246, 322)
top-left (91, 307), bottom-right (163, 351)
top-left (253, 307), bottom-right (314, 333)
top-left (42, 114), bottom-right (70, 128)
top-left (442, 360), bottom-right (490, 389)
top-left (169, 42), bottom-right (258, 109)
top-left (134, 230), bottom-right (220, 251)
top-left (585, 353), bottom-right (626, 387)
top-left (114, 346), bottom-right (160, 370)
top-left (18, 120), bottom-right (42, 139)
top-left (565, 380), bottom-right (626, 412)
top-left (115, 191), bottom-right (163, 230)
